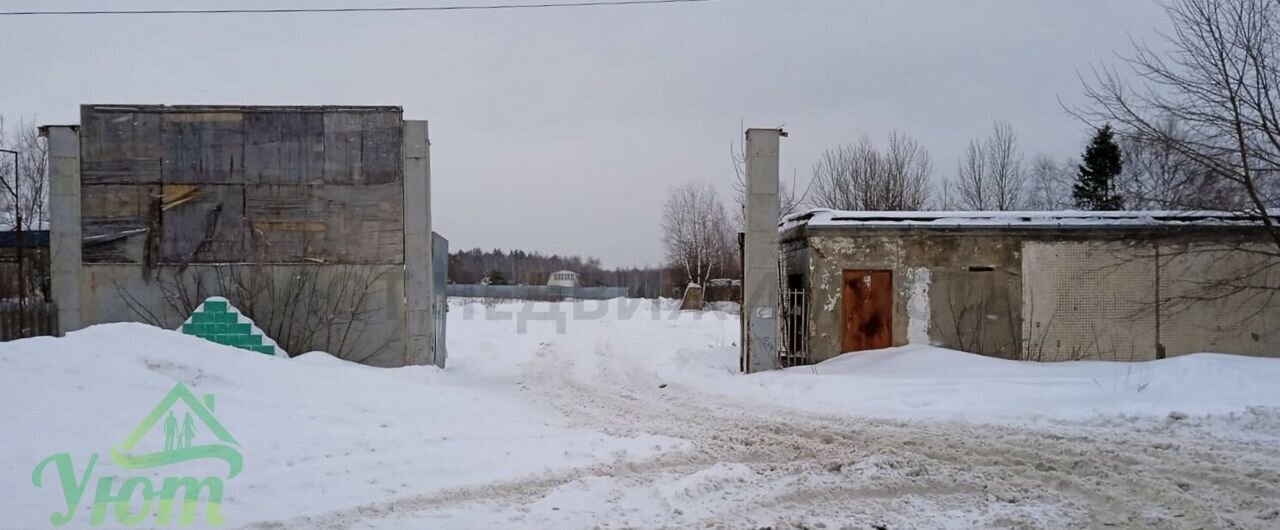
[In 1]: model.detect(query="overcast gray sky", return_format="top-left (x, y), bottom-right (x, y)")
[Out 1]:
top-left (0, 0), bottom-right (1170, 267)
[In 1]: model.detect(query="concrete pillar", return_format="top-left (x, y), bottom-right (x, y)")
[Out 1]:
top-left (44, 126), bottom-right (82, 335)
top-left (743, 128), bottom-right (784, 373)
top-left (402, 120), bottom-right (438, 367)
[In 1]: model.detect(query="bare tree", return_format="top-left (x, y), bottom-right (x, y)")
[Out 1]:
top-left (934, 178), bottom-right (958, 210)
top-left (810, 132), bottom-right (932, 211)
top-left (955, 141), bottom-right (987, 209)
top-left (1025, 154), bottom-right (1076, 210)
top-left (811, 137), bottom-right (877, 211)
top-left (1116, 118), bottom-right (1239, 209)
top-left (662, 182), bottom-right (733, 287)
top-left (1076, 0), bottom-right (1280, 332)
top-left (882, 132), bottom-right (936, 210)
top-left (953, 121), bottom-right (1025, 210)
top-left (0, 117), bottom-right (49, 230)
top-left (987, 121), bottom-right (1025, 210)
top-left (1079, 0), bottom-right (1280, 252)
top-left (0, 117), bottom-right (51, 322)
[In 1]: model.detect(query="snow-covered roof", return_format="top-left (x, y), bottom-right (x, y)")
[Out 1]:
top-left (783, 208), bottom-right (1280, 231)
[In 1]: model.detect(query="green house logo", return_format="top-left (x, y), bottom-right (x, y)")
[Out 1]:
top-left (32, 383), bottom-right (243, 527)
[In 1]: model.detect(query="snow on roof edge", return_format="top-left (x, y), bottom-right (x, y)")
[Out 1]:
top-left (781, 208), bottom-right (1280, 230)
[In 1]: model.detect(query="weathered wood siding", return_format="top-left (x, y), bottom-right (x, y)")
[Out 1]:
top-left (79, 105), bottom-right (405, 265)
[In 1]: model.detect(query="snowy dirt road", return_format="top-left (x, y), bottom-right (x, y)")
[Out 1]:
top-left (265, 304), bottom-right (1280, 530)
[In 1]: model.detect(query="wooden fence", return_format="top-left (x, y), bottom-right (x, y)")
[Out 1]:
top-left (0, 301), bottom-right (57, 341)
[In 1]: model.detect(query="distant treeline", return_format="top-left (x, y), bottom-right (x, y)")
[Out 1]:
top-left (447, 248), bottom-right (681, 299)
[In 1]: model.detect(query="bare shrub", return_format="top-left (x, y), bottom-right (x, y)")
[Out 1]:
top-left (116, 264), bottom-right (393, 363)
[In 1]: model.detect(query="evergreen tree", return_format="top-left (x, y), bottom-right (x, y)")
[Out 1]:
top-left (1073, 125), bottom-right (1125, 210)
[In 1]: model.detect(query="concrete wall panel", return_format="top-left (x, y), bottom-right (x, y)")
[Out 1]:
top-left (323, 110), bottom-right (403, 185)
top-left (159, 184), bottom-right (248, 263)
top-left (161, 112), bottom-right (246, 185)
top-left (62, 105), bottom-right (420, 365)
top-left (1157, 242), bottom-right (1280, 357)
top-left (360, 111), bottom-right (403, 185)
top-left (244, 112), bottom-right (324, 185)
top-left (81, 184), bottom-right (155, 263)
top-left (1022, 241), bottom-right (1158, 361)
top-left (245, 183), bottom-right (403, 263)
top-left (80, 109), bottom-right (162, 185)
top-left (80, 106), bottom-right (407, 266)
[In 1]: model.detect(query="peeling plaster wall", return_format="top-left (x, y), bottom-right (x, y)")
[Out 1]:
top-left (794, 227), bottom-right (1279, 363)
top-left (803, 232), bottom-right (1022, 363)
top-left (905, 267), bottom-right (931, 345)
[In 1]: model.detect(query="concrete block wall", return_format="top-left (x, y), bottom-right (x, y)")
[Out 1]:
top-left (47, 105), bottom-right (436, 367)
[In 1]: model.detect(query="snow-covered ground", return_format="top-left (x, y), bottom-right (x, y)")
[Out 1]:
top-left (2, 298), bottom-right (1279, 529)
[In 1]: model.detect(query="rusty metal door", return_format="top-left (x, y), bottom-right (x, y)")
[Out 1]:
top-left (841, 270), bottom-right (893, 353)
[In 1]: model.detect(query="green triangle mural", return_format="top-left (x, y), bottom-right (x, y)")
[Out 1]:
top-left (178, 297), bottom-right (285, 357)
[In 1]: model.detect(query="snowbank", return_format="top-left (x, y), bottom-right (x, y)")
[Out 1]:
top-left (457, 298), bottom-right (1280, 424)
top-left (4, 299), bottom-right (1279, 528)
top-left (770, 345), bottom-right (1280, 422)
top-left (0, 322), bottom-right (684, 528)
top-left (437, 298), bottom-right (1280, 427)
top-left (653, 339), bottom-right (1280, 423)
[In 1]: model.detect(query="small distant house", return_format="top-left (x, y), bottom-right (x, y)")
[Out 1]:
top-left (547, 270), bottom-right (580, 288)
top-left (778, 210), bottom-right (1280, 365)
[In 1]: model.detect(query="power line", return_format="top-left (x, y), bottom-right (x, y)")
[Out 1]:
top-left (0, 0), bottom-right (715, 16)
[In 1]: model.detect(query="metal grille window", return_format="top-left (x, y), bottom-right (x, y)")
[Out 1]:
top-left (780, 288), bottom-right (808, 367)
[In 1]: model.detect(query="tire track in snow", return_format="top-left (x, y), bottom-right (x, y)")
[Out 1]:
top-left (513, 322), bottom-right (1280, 529)
top-left (252, 317), bottom-right (1280, 529)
